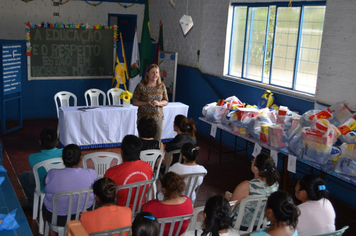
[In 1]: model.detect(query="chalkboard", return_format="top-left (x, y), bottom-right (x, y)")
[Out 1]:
top-left (158, 51), bottom-right (178, 102)
top-left (28, 27), bottom-right (115, 80)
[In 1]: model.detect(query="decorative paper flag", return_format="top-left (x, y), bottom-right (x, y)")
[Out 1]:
top-left (112, 32), bottom-right (129, 90)
top-left (0, 165), bottom-right (6, 172)
top-left (252, 143), bottom-right (262, 157)
top-left (140, 0), bottom-right (153, 75)
top-left (129, 30), bottom-right (142, 94)
top-left (0, 209), bottom-right (20, 231)
top-left (287, 155), bottom-right (297, 173)
top-left (210, 124), bottom-right (217, 138)
top-left (154, 20), bottom-right (164, 64)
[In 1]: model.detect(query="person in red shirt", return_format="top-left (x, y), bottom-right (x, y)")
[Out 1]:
top-left (104, 135), bottom-right (153, 208)
top-left (143, 172), bottom-right (193, 236)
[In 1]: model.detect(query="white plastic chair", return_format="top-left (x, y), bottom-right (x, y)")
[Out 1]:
top-left (311, 226), bottom-right (349, 236)
top-left (54, 91), bottom-right (77, 118)
top-left (162, 149), bottom-right (182, 176)
top-left (84, 88), bottom-right (106, 106)
top-left (107, 88), bottom-right (125, 105)
top-left (181, 172), bottom-right (207, 205)
top-left (116, 179), bottom-right (154, 221)
top-left (89, 225), bottom-right (131, 236)
top-left (157, 214), bottom-right (194, 236)
top-left (44, 187), bottom-right (94, 236)
top-left (82, 152), bottom-right (122, 178)
top-left (140, 150), bottom-right (165, 199)
top-left (32, 158), bottom-right (65, 235)
top-left (232, 195), bottom-right (268, 234)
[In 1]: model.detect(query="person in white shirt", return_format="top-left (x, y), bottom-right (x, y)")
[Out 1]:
top-left (182, 195), bottom-right (240, 236)
top-left (168, 143), bottom-right (207, 203)
top-left (295, 174), bottom-right (336, 236)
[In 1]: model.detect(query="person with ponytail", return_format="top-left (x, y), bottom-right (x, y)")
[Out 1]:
top-left (168, 143), bottom-right (207, 203)
top-left (163, 115), bottom-right (197, 167)
top-left (182, 195), bottom-right (241, 236)
top-left (132, 212), bottom-right (160, 236)
top-left (295, 174), bottom-right (335, 236)
top-left (80, 178), bottom-right (132, 234)
top-left (228, 153), bottom-right (280, 228)
top-left (246, 191), bottom-right (299, 236)
top-left (143, 172), bottom-right (193, 236)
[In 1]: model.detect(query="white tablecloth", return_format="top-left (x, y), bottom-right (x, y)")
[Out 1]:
top-left (58, 102), bottom-right (189, 148)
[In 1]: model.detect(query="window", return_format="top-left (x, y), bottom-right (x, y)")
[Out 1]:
top-left (226, 2), bottom-right (326, 95)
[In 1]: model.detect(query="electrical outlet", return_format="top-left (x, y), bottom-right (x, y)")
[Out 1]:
top-left (53, 12), bottom-right (60, 17)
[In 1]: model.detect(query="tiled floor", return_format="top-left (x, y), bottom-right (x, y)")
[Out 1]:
top-left (1, 118), bottom-right (355, 236)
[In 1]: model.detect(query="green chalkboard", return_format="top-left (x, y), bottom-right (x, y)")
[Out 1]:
top-left (28, 28), bottom-right (114, 80)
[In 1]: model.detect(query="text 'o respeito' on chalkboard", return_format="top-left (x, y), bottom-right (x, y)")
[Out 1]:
top-left (29, 28), bottom-right (114, 79)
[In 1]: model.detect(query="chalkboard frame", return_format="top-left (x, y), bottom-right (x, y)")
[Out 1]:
top-left (157, 50), bottom-right (178, 102)
top-left (26, 24), bottom-right (117, 80)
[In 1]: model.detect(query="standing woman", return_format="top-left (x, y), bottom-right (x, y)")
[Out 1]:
top-left (132, 64), bottom-right (168, 141)
top-left (295, 174), bottom-right (335, 236)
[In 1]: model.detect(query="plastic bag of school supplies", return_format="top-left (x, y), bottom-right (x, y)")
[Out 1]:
top-left (335, 143), bottom-right (356, 176)
top-left (202, 102), bottom-right (217, 117)
top-left (339, 129), bottom-right (356, 143)
top-left (247, 108), bottom-right (275, 140)
top-left (205, 105), bottom-right (228, 122)
top-left (329, 102), bottom-right (354, 126)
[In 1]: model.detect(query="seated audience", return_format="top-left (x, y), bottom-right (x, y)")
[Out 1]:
top-left (163, 115), bottom-right (197, 168)
top-left (168, 143), bottom-right (207, 203)
top-left (143, 172), bottom-right (193, 236)
top-left (137, 116), bottom-right (164, 151)
top-left (295, 174), bottom-right (336, 236)
top-left (182, 195), bottom-right (241, 236)
top-left (132, 212), bottom-right (160, 236)
top-left (228, 153), bottom-right (280, 228)
top-left (43, 144), bottom-right (97, 236)
top-left (245, 191), bottom-right (299, 236)
top-left (19, 127), bottom-right (63, 209)
top-left (80, 177), bottom-right (132, 234)
top-left (104, 135), bottom-right (153, 208)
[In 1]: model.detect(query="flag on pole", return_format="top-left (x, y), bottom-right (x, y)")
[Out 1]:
top-left (140, 0), bottom-right (153, 76)
top-left (129, 30), bottom-right (142, 94)
top-left (112, 32), bottom-right (129, 90)
top-left (155, 20), bottom-right (164, 64)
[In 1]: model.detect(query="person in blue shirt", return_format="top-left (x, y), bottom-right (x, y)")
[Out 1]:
top-left (19, 127), bottom-right (63, 209)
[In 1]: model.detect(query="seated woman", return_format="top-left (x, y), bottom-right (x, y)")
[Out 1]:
top-left (228, 153), bottom-right (280, 228)
top-left (295, 174), bottom-right (336, 236)
top-left (168, 143), bottom-right (207, 203)
top-left (132, 212), bottom-right (160, 236)
top-left (137, 116), bottom-right (164, 151)
top-left (43, 144), bottom-right (97, 236)
top-left (143, 172), bottom-right (193, 236)
top-left (245, 191), bottom-right (299, 236)
top-left (163, 115), bottom-right (197, 168)
top-left (182, 195), bottom-right (241, 236)
top-left (80, 177), bottom-right (132, 234)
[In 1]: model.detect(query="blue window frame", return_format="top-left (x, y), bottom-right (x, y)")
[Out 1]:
top-left (226, 1), bottom-right (326, 95)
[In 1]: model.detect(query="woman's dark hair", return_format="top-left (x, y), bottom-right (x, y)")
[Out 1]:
top-left (202, 195), bottom-right (232, 236)
top-left (143, 64), bottom-right (163, 87)
top-left (298, 174), bottom-right (329, 200)
top-left (253, 153), bottom-right (280, 186)
top-left (93, 178), bottom-right (116, 206)
top-left (161, 172), bottom-right (186, 199)
top-left (62, 144), bottom-right (81, 167)
top-left (121, 135), bottom-right (142, 161)
top-left (132, 212), bottom-right (159, 236)
top-left (266, 191), bottom-right (300, 229)
top-left (40, 127), bottom-right (58, 149)
top-left (174, 115), bottom-right (197, 138)
top-left (181, 143), bottom-right (199, 162)
top-left (137, 116), bottom-right (157, 139)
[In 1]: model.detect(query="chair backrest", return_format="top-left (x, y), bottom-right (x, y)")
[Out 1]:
top-left (54, 91), bottom-right (77, 118)
top-left (116, 179), bottom-right (154, 220)
top-left (89, 225), bottom-right (131, 236)
top-left (33, 158), bottom-right (65, 192)
top-left (82, 152), bottom-right (122, 178)
top-left (84, 88), bottom-right (106, 106)
top-left (48, 187), bottom-right (94, 235)
top-left (157, 214), bottom-right (193, 236)
top-left (66, 220), bottom-right (89, 236)
top-left (181, 172), bottom-right (207, 204)
top-left (107, 88), bottom-right (125, 105)
top-left (233, 195), bottom-right (268, 233)
top-left (140, 150), bottom-right (165, 177)
top-left (163, 149), bottom-right (182, 175)
top-left (311, 226), bottom-right (349, 236)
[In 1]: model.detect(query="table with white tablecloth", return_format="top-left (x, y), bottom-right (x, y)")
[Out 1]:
top-left (58, 102), bottom-right (189, 148)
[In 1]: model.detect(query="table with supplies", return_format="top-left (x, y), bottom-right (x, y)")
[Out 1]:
top-left (59, 102), bottom-right (189, 148)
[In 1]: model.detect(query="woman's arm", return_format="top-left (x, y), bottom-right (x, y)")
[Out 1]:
top-left (151, 100), bottom-right (168, 107)
top-left (230, 180), bottom-right (250, 211)
top-left (132, 100), bottom-right (151, 107)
